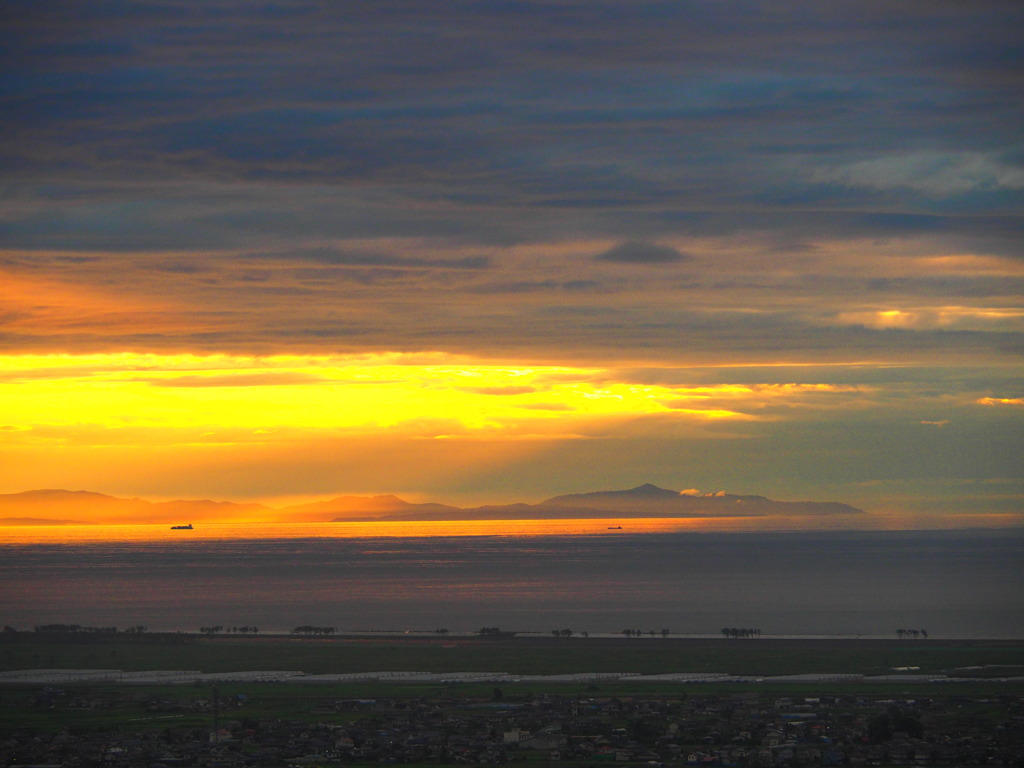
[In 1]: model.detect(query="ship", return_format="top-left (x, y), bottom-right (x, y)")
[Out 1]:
top-left (170, 523), bottom-right (193, 530)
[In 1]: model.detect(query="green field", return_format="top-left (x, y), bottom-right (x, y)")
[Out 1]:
top-left (3, 635), bottom-right (1023, 750)
top-left (3, 633), bottom-right (1023, 676)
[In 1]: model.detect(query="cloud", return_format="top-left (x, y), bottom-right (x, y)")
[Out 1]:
top-left (833, 308), bottom-right (1024, 332)
top-left (1, 1), bottom-right (1022, 511)
top-left (812, 152), bottom-right (1024, 197)
top-left (594, 241), bottom-right (690, 264)
top-left (463, 386), bottom-right (539, 396)
top-left (143, 373), bottom-right (329, 388)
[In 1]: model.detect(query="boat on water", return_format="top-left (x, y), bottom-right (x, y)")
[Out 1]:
top-left (607, 525), bottom-right (623, 529)
top-left (170, 524), bottom-right (193, 530)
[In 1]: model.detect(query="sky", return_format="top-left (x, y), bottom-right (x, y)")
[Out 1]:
top-left (1, 1), bottom-right (1022, 519)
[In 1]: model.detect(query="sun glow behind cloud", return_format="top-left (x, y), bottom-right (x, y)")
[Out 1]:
top-left (0, 352), bottom-right (893, 505)
top-left (2, 2), bottom-right (1022, 522)
top-left (0, 352), bottom-right (770, 439)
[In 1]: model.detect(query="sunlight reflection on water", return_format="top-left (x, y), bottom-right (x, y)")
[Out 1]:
top-left (1, 522), bottom-right (1022, 637)
top-left (2, 511), bottom-right (995, 544)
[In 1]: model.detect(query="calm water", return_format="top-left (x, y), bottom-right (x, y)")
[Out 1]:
top-left (1, 521), bottom-right (1022, 638)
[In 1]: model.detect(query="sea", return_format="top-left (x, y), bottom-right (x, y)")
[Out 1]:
top-left (1, 520), bottom-right (1022, 639)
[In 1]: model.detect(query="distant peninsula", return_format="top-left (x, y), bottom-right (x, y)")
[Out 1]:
top-left (0, 484), bottom-right (864, 525)
top-left (330, 484), bottom-right (864, 522)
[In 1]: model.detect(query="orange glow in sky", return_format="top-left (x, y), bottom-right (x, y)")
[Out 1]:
top-left (3, 3), bottom-right (1023, 529)
top-left (7, 352), bottom-right (862, 444)
top-left (0, 352), bottom-right (766, 436)
top-left (0, 351), bottom-right (893, 517)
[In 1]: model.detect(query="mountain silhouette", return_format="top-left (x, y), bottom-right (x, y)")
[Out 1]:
top-left (337, 484), bottom-right (863, 521)
top-left (0, 484), bottom-right (864, 524)
top-left (0, 489), bottom-right (270, 525)
top-left (280, 494), bottom-right (457, 521)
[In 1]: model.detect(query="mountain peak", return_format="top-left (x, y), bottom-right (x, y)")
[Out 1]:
top-left (544, 484), bottom-right (681, 505)
top-left (627, 483), bottom-right (675, 495)
top-left (537, 483), bottom-right (864, 518)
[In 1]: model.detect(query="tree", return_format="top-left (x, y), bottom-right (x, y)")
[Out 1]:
top-left (292, 625), bottom-right (335, 636)
top-left (721, 627), bottom-right (760, 638)
top-left (889, 709), bottom-right (923, 738)
top-left (868, 713), bottom-right (892, 743)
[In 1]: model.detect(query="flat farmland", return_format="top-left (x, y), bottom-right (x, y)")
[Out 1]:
top-left (2, 633), bottom-right (1023, 677)
top-left (3, 636), bottom-right (1023, 749)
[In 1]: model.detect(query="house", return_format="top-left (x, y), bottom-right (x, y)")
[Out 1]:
top-left (519, 733), bottom-right (568, 750)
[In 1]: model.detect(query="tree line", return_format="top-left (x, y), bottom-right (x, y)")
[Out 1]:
top-left (29, 624), bottom-right (149, 635)
top-left (721, 627), bottom-right (762, 638)
top-left (622, 629), bottom-right (671, 637)
top-left (896, 628), bottom-right (928, 639)
top-left (199, 625), bottom-right (260, 635)
top-left (291, 625), bottom-right (336, 636)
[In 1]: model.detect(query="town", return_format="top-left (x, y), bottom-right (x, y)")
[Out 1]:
top-left (4, 685), bottom-right (1023, 767)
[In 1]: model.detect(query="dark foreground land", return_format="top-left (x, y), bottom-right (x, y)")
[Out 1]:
top-left (2, 635), bottom-right (1023, 767)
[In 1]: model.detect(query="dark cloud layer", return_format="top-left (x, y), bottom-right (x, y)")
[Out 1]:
top-left (3, 2), bottom-right (1022, 244)
top-left (595, 242), bottom-right (688, 265)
